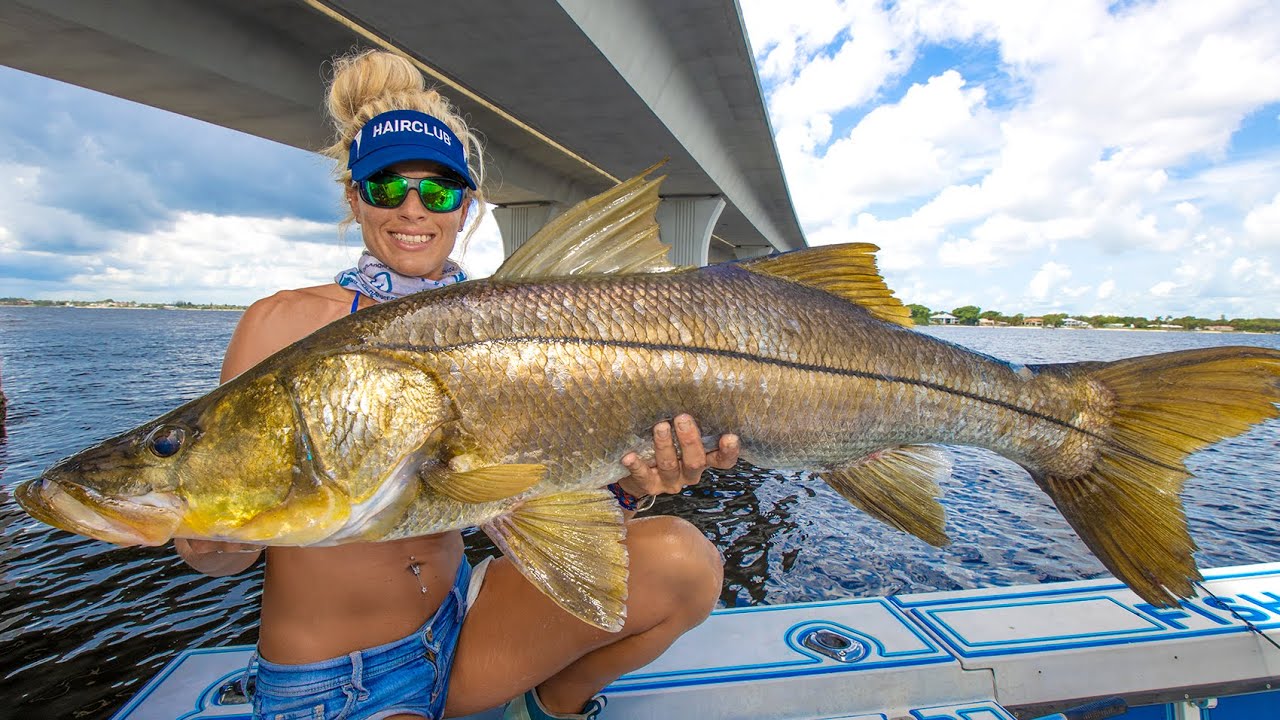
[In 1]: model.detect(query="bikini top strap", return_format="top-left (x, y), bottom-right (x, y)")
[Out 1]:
top-left (350, 290), bottom-right (362, 314)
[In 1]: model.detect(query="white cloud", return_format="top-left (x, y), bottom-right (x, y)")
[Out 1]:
top-left (1028, 262), bottom-right (1072, 300)
top-left (790, 70), bottom-right (1001, 226)
top-left (1060, 284), bottom-right (1093, 300)
top-left (741, 0), bottom-right (1280, 317)
top-left (810, 211), bottom-right (946, 271)
top-left (1174, 201), bottom-right (1201, 226)
top-left (756, 0), bottom-right (914, 136)
top-left (57, 213), bottom-right (344, 304)
top-left (86, 210), bottom-right (511, 306)
top-left (5, 0), bottom-right (1280, 318)
top-left (0, 163), bottom-right (109, 254)
top-left (1231, 257), bottom-right (1275, 284)
top-left (936, 236), bottom-right (997, 268)
top-left (0, 148), bottom-right (509, 304)
top-left (1243, 191), bottom-right (1280, 242)
top-left (741, 0), bottom-right (859, 82)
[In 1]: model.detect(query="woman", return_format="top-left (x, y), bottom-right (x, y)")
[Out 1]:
top-left (177, 49), bottom-right (737, 720)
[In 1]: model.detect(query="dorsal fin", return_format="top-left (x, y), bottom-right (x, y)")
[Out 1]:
top-left (740, 244), bottom-right (912, 327)
top-left (491, 161), bottom-right (681, 280)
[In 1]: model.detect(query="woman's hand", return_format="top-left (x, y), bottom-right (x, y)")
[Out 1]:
top-left (617, 414), bottom-right (739, 498)
top-left (175, 538), bottom-right (264, 577)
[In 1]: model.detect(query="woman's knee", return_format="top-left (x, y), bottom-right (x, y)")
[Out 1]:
top-left (627, 516), bottom-right (723, 614)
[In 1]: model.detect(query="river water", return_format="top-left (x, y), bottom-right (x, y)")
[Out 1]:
top-left (1, 307), bottom-right (1278, 717)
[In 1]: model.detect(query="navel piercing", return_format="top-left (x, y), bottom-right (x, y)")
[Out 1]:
top-left (407, 555), bottom-right (427, 595)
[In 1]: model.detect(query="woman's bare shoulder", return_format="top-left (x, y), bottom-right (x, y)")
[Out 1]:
top-left (223, 284), bottom-right (354, 380)
top-left (252, 284), bottom-right (351, 320)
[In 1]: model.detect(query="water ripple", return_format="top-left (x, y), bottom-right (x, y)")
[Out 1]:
top-left (1, 312), bottom-right (1278, 716)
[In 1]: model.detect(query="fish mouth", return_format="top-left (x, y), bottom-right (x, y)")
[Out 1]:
top-left (15, 477), bottom-right (182, 547)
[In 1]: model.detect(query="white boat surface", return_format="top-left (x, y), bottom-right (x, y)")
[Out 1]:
top-left (113, 563), bottom-right (1280, 719)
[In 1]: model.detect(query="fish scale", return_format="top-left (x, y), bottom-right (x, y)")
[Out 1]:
top-left (355, 268), bottom-right (1052, 477)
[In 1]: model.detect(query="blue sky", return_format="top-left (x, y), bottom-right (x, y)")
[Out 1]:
top-left (744, 0), bottom-right (1280, 318)
top-left (1, 0), bottom-right (1278, 318)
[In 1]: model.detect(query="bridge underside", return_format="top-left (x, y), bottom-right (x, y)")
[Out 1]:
top-left (0, 0), bottom-right (806, 264)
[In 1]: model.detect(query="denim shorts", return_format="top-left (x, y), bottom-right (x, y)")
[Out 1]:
top-left (250, 558), bottom-right (472, 720)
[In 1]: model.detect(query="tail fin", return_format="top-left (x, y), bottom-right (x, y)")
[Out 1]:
top-left (1031, 346), bottom-right (1280, 606)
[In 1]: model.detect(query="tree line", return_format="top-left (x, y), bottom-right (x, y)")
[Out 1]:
top-left (906, 304), bottom-right (1280, 333)
top-left (0, 297), bottom-right (245, 310)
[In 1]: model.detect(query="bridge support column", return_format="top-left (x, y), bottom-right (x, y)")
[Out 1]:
top-left (733, 245), bottom-right (773, 260)
top-left (657, 195), bottom-right (726, 267)
top-left (493, 202), bottom-right (559, 255)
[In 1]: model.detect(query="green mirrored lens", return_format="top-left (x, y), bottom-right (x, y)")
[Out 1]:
top-left (363, 174), bottom-right (410, 208)
top-left (418, 178), bottom-right (464, 213)
top-left (360, 174), bottom-right (464, 212)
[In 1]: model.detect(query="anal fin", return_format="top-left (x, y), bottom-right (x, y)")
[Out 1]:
top-left (820, 445), bottom-right (951, 546)
top-left (1033, 467), bottom-right (1198, 607)
top-left (482, 488), bottom-right (628, 631)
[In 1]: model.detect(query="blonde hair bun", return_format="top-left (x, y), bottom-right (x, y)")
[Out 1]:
top-left (321, 49), bottom-right (486, 243)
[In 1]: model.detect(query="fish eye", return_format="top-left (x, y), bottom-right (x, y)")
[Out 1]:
top-left (145, 426), bottom-right (187, 458)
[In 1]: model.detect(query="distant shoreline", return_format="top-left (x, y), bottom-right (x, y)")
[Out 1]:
top-left (927, 324), bottom-right (1273, 335)
top-left (4, 302), bottom-right (1276, 332)
top-left (0, 303), bottom-right (244, 312)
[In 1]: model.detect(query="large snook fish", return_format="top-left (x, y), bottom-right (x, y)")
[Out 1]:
top-left (16, 167), bottom-right (1280, 631)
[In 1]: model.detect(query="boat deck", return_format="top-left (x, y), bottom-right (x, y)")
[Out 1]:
top-left (114, 563), bottom-right (1280, 719)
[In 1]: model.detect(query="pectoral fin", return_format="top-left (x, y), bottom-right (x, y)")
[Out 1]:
top-left (482, 488), bottom-right (629, 631)
top-left (421, 458), bottom-right (547, 504)
top-left (821, 445), bottom-right (951, 546)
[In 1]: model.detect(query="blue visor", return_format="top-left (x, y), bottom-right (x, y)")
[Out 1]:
top-left (348, 109), bottom-right (476, 189)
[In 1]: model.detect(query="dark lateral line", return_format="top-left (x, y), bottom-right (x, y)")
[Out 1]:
top-left (373, 335), bottom-right (1097, 431)
top-left (371, 336), bottom-right (1182, 474)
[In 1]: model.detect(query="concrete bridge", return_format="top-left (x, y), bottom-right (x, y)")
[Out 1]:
top-left (0, 0), bottom-right (807, 265)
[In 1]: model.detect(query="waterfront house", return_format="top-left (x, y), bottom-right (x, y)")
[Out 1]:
top-left (930, 312), bottom-right (958, 325)
top-left (1023, 317), bottom-right (1044, 327)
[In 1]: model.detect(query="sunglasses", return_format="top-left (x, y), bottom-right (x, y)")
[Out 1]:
top-left (356, 172), bottom-right (467, 213)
